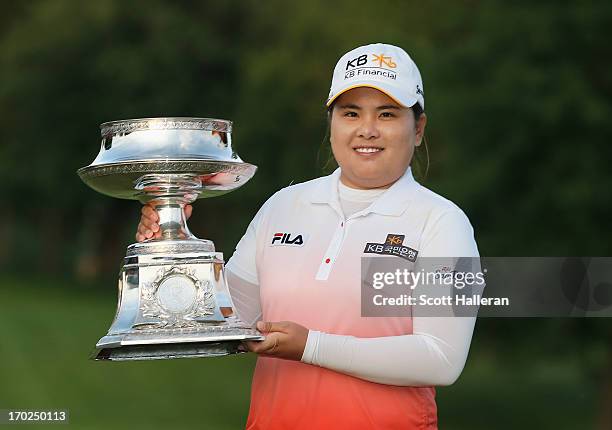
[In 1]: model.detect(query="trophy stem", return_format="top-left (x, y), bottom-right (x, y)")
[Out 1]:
top-left (134, 173), bottom-right (203, 241)
top-left (155, 202), bottom-right (194, 240)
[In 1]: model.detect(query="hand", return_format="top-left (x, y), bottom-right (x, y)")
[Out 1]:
top-left (135, 204), bottom-right (193, 242)
top-left (245, 321), bottom-right (309, 361)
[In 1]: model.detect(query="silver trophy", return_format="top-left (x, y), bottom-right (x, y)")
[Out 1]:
top-left (78, 117), bottom-right (263, 361)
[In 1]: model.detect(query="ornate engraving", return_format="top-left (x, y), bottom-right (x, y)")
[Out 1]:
top-left (126, 241), bottom-right (216, 257)
top-left (140, 266), bottom-right (216, 328)
top-left (100, 118), bottom-right (232, 136)
top-left (78, 160), bottom-right (251, 181)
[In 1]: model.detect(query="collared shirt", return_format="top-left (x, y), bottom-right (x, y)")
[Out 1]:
top-left (226, 167), bottom-right (478, 430)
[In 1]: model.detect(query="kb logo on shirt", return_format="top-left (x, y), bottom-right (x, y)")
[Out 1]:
top-left (271, 232), bottom-right (305, 246)
top-left (363, 234), bottom-right (418, 262)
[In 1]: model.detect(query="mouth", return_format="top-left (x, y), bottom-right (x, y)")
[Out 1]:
top-left (353, 146), bottom-right (384, 154)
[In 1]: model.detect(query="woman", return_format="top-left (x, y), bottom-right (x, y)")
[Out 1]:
top-left (137, 43), bottom-right (480, 429)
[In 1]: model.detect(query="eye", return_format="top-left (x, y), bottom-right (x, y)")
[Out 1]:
top-left (380, 111), bottom-right (395, 118)
top-left (343, 111), bottom-right (358, 118)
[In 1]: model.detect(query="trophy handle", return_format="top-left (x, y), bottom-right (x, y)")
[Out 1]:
top-left (134, 173), bottom-right (202, 240)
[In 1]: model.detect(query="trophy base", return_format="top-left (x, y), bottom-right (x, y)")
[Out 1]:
top-left (94, 340), bottom-right (247, 361)
top-left (92, 239), bottom-right (265, 361)
top-left (93, 325), bottom-right (264, 361)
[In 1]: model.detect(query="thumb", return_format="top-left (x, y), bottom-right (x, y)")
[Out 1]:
top-left (256, 321), bottom-right (287, 334)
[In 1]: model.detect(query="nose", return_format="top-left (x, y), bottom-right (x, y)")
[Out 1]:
top-left (356, 115), bottom-right (380, 140)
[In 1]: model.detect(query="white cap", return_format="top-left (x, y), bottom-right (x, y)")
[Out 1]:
top-left (326, 43), bottom-right (424, 110)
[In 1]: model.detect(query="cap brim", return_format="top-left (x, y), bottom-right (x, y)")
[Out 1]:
top-left (325, 82), bottom-right (418, 109)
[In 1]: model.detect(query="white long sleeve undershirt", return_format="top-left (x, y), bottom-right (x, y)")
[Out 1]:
top-left (300, 317), bottom-right (476, 386)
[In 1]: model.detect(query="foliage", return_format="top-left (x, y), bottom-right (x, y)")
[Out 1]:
top-left (1, 1), bottom-right (611, 426)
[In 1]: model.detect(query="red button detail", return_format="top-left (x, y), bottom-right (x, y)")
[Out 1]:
top-left (325, 258), bottom-right (331, 264)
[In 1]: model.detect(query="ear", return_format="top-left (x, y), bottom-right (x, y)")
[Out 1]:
top-left (414, 113), bottom-right (427, 147)
top-left (328, 109), bottom-right (336, 145)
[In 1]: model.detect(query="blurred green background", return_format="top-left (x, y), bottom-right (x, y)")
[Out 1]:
top-left (1, 0), bottom-right (611, 428)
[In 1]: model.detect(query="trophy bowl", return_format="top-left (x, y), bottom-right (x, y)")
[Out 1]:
top-left (78, 117), bottom-right (264, 361)
top-left (77, 117), bottom-right (257, 200)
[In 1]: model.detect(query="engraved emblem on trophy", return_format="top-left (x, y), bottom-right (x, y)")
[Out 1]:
top-left (77, 117), bottom-right (263, 361)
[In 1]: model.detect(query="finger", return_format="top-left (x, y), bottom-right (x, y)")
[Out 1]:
top-left (185, 205), bottom-right (193, 219)
top-left (244, 340), bottom-right (268, 353)
top-left (137, 223), bottom-right (154, 239)
top-left (141, 205), bottom-right (159, 222)
top-left (137, 222), bottom-right (148, 236)
top-left (245, 335), bottom-right (278, 354)
top-left (135, 232), bottom-right (144, 242)
top-left (256, 321), bottom-right (272, 334)
top-left (140, 216), bottom-right (159, 232)
top-left (261, 335), bottom-right (281, 355)
top-left (256, 321), bottom-right (289, 334)
top-left (244, 340), bottom-right (260, 352)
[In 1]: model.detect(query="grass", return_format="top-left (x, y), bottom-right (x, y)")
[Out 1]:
top-left (0, 277), bottom-right (603, 429)
top-left (0, 277), bottom-right (254, 429)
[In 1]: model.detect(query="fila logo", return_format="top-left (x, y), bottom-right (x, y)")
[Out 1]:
top-left (271, 232), bottom-right (306, 246)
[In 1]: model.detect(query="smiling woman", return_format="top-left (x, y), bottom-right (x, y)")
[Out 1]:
top-left (329, 87), bottom-right (426, 189)
top-left (137, 43), bottom-right (480, 430)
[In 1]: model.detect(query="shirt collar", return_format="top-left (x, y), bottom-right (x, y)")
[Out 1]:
top-left (309, 167), bottom-right (418, 217)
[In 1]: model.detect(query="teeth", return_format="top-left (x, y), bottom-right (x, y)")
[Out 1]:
top-left (355, 147), bottom-right (382, 153)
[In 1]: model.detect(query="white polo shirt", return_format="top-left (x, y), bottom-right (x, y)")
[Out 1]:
top-left (227, 166), bottom-right (477, 288)
top-left (226, 166), bottom-right (479, 430)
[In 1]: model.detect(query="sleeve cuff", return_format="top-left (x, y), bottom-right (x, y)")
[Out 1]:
top-left (300, 330), bottom-right (321, 364)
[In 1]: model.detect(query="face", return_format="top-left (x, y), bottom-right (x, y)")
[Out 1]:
top-left (330, 87), bottom-right (427, 189)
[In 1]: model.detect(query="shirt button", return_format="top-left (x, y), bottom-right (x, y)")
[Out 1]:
top-left (325, 258), bottom-right (331, 264)
top-left (341, 222), bottom-right (344, 227)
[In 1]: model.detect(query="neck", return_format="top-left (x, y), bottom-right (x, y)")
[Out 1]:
top-left (338, 174), bottom-right (395, 190)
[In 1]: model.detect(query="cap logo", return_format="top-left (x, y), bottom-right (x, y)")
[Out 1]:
top-left (343, 52), bottom-right (398, 81)
top-left (345, 54), bottom-right (368, 70)
top-left (372, 53), bottom-right (397, 69)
